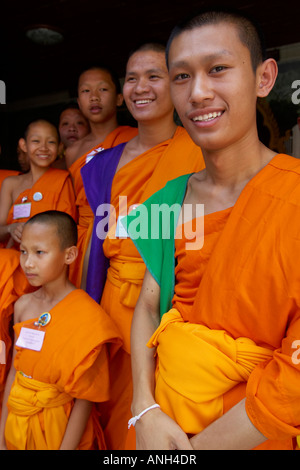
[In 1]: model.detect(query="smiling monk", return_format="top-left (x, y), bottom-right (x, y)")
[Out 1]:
top-left (125, 8), bottom-right (300, 450)
top-left (0, 119), bottom-right (76, 249)
top-left (81, 42), bottom-right (204, 450)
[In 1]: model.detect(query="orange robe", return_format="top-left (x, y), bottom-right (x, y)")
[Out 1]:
top-left (68, 126), bottom-right (138, 288)
top-left (6, 167), bottom-right (77, 232)
top-left (4, 289), bottom-right (121, 450)
top-left (0, 249), bottom-right (32, 413)
top-left (0, 168), bottom-right (76, 405)
top-left (128, 153), bottom-right (300, 450)
top-left (98, 126), bottom-right (205, 449)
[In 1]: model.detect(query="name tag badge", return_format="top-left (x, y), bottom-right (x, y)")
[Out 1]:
top-left (13, 202), bottom-right (31, 220)
top-left (115, 215), bottom-right (128, 238)
top-left (16, 327), bottom-right (45, 352)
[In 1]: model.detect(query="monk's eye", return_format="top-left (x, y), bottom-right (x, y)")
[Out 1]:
top-left (173, 73), bottom-right (190, 81)
top-left (210, 65), bottom-right (227, 73)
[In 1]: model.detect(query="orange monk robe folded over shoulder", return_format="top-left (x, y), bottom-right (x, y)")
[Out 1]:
top-left (98, 126), bottom-right (205, 449)
top-left (135, 154), bottom-right (300, 450)
top-left (68, 126), bottom-right (138, 288)
top-left (5, 289), bottom-right (122, 450)
top-left (6, 167), bottom-right (77, 230)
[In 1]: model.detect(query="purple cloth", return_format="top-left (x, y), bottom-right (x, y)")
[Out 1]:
top-left (81, 143), bottom-right (126, 302)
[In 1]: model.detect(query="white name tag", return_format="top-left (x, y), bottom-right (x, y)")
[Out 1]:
top-left (13, 202), bottom-right (31, 220)
top-left (16, 327), bottom-right (45, 351)
top-left (115, 215), bottom-right (128, 238)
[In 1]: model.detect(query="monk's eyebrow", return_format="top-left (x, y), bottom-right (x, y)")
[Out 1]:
top-left (126, 67), bottom-right (166, 76)
top-left (170, 50), bottom-right (235, 68)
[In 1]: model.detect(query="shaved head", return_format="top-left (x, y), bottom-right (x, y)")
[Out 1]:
top-left (25, 211), bottom-right (78, 249)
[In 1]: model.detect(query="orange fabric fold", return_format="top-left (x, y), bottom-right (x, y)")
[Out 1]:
top-left (0, 249), bottom-right (32, 413)
top-left (164, 153), bottom-right (300, 449)
top-left (5, 289), bottom-right (122, 449)
top-left (6, 168), bottom-right (77, 230)
top-left (149, 308), bottom-right (273, 435)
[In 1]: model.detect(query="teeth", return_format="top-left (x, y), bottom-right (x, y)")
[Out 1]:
top-left (136, 100), bottom-right (153, 104)
top-left (193, 111), bottom-right (222, 122)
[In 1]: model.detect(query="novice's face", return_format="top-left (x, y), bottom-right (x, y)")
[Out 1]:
top-left (20, 223), bottom-right (68, 287)
top-left (123, 50), bottom-right (174, 123)
top-left (58, 108), bottom-right (90, 147)
top-left (23, 122), bottom-right (59, 167)
top-left (77, 69), bottom-right (123, 124)
top-left (168, 22), bottom-right (261, 151)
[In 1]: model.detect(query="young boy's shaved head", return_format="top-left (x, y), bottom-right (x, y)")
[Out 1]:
top-left (25, 210), bottom-right (78, 249)
top-left (166, 7), bottom-right (266, 73)
top-left (24, 119), bottom-right (58, 140)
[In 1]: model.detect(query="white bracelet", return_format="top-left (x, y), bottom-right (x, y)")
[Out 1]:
top-left (128, 404), bottom-right (160, 429)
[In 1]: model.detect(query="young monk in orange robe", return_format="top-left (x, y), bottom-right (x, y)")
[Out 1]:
top-left (0, 119), bottom-right (76, 249)
top-left (0, 120), bottom-right (76, 406)
top-left (0, 211), bottom-right (121, 450)
top-left (65, 66), bottom-right (137, 287)
top-left (127, 9), bottom-right (300, 450)
top-left (81, 43), bottom-right (204, 450)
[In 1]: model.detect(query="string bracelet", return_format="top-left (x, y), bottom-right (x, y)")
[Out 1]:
top-left (128, 404), bottom-right (160, 429)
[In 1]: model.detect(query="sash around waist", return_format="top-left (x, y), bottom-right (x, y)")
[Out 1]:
top-left (5, 371), bottom-right (73, 449)
top-left (106, 256), bottom-right (146, 309)
top-left (148, 309), bottom-right (274, 433)
top-left (7, 371), bottom-right (73, 415)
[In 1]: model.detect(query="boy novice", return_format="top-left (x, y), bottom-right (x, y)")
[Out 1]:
top-left (126, 8), bottom-right (300, 450)
top-left (0, 211), bottom-right (121, 450)
top-left (65, 66), bottom-right (137, 288)
top-left (0, 119), bottom-right (76, 248)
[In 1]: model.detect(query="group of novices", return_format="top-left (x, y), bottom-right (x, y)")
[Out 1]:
top-left (0, 7), bottom-right (300, 451)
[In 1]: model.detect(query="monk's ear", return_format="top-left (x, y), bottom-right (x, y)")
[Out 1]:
top-left (18, 138), bottom-right (27, 153)
top-left (256, 58), bottom-right (278, 98)
top-left (64, 246), bottom-right (78, 265)
top-left (116, 93), bottom-right (124, 107)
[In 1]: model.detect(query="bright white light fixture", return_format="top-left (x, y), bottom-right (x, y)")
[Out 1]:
top-left (26, 25), bottom-right (64, 46)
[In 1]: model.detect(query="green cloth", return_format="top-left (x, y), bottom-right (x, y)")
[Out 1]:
top-left (122, 173), bottom-right (192, 318)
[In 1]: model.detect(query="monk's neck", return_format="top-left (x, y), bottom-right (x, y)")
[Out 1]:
top-left (136, 118), bottom-right (177, 153)
top-left (28, 164), bottom-right (52, 184)
top-left (203, 140), bottom-right (276, 190)
top-left (35, 277), bottom-right (74, 308)
top-left (89, 117), bottom-right (119, 142)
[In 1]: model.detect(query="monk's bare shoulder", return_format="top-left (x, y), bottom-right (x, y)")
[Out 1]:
top-left (13, 293), bottom-right (34, 324)
top-left (1, 174), bottom-right (22, 192)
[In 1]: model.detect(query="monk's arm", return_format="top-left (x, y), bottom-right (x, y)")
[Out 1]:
top-left (190, 398), bottom-right (267, 450)
top-left (131, 269), bottom-right (192, 450)
top-left (59, 398), bottom-right (93, 450)
top-left (0, 177), bottom-right (23, 243)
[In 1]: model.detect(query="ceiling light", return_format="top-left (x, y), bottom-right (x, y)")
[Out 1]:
top-left (26, 25), bottom-right (64, 46)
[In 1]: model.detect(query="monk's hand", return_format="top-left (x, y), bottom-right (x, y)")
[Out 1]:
top-left (8, 222), bottom-right (24, 244)
top-left (135, 407), bottom-right (193, 450)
